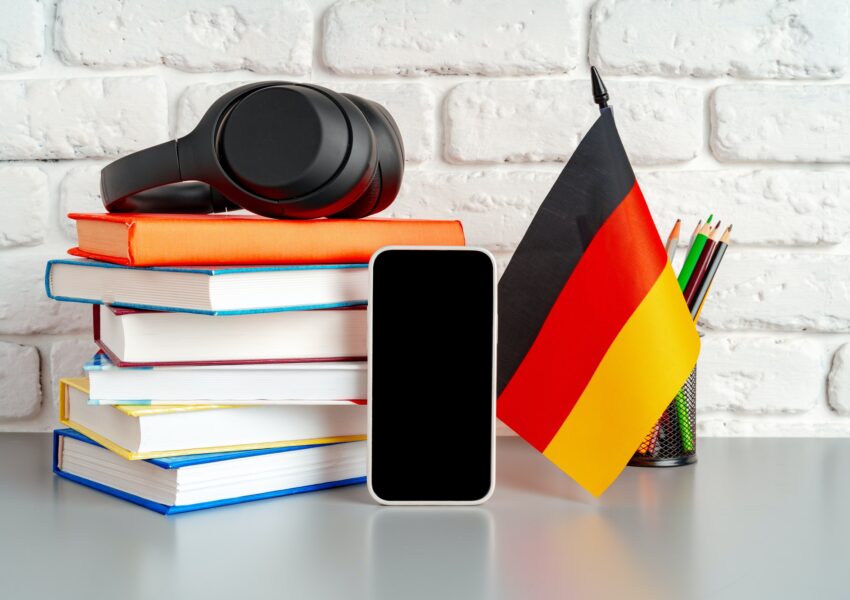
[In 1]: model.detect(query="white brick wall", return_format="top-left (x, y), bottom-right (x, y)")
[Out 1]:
top-left (323, 0), bottom-right (578, 76)
top-left (711, 84), bottom-right (850, 163)
top-left (0, 254), bottom-right (89, 335)
top-left (590, 0), bottom-right (850, 79)
top-left (0, 0), bottom-right (848, 436)
top-left (638, 170), bottom-right (850, 246)
top-left (445, 79), bottom-right (702, 165)
top-left (0, 341), bottom-right (41, 418)
top-left (698, 336), bottom-right (829, 413)
top-left (58, 165), bottom-right (105, 240)
top-left (828, 344), bottom-right (850, 414)
top-left (0, 0), bottom-right (44, 72)
top-left (54, 0), bottom-right (313, 74)
top-left (0, 166), bottom-right (49, 247)
top-left (0, 77), bottom-right (168, 159)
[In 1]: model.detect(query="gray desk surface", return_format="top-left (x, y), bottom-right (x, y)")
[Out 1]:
top-left (1, 434), bottom-right (848, 600)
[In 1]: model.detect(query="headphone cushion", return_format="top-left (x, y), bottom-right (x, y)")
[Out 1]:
top-left (334, 166), bottom-right (382, 219)
top-left (331, 95), bottom-right (404, 218)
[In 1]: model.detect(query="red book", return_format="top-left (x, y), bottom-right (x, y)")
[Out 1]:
top-left (68, 213), bottom-right (465, 266)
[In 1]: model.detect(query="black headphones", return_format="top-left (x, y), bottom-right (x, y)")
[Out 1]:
top-left (100, 82), bottom-right (405, 219)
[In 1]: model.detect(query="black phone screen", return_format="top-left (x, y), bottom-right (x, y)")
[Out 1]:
top-left (369, 248), bottom-right (495, 502)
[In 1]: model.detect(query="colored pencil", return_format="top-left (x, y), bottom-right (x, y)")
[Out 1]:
top-left (644, 408), bottom-right (667, 456)
top-left (665, 219), bottom-right (681, 262)
top-left (677, 220), bottom-right (712, 291)
top-left (690, 225), bottom-right (731, 321)
top-left (692, 282), bottom-right (714, 323)
top-left (647, 216), bottom-right (729, 458)
top-left (671, 217), bottom-right (714, 454)
top-left (674, 388), bottom-right (694, 452)
top-left (682, 224), bottom-right (722, 310)
top-left (644, 399), bottom-right (677, 456)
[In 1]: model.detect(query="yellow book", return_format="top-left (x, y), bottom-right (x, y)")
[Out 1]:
top-left (59, 378), bottom-right (367, 460)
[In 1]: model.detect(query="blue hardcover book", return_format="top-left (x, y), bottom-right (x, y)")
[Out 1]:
top-left (53, 428), bottom-right (366, 515)
top-left (44, 259), bottom-right (368, 315)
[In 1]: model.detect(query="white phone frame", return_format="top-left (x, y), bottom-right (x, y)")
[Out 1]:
top-left (367, 245), bottom-right (497, 506)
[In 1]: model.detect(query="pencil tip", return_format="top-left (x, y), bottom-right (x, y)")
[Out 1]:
top-left (706, 214), bottom-right (714, 224)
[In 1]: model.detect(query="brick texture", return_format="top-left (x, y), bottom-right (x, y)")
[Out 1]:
top-left (47, 337), bottom-right (99, 410)
top-left (0, 255), bottom-right (90, 335)
top-left (698, 254), bottom-right (850, 332)
top-left (591, 0), bottom-right (850, 79)
top-left (828, 344), bottom-right (850, 415)
top-left (58, 165), bottom-right (106, 240)
top-left (0, 342), bottom-right (41, 419)
top-left (0, 77), bottom-right (168, 160)
top-left (0, 167), bottom-right (48, 247)
top-left (699, 336), bottom-right (829, 413)
top-left (392, 170), bottom-right (552, 250)
top-left (446, 79), bottom-right (701, 165)
top-left (638, 170), bottom-right (850, 246)
top-left (0, 0), bottom-right (43, 71)
top-left (323, 0), bottom-right (577, 76)
top-left (55, 0), bottom-right (312, 74)
top-left (712, 85), bottom-right (850, 162)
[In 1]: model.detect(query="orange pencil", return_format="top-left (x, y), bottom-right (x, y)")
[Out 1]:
top-left (665, 219), bottom-right (681, 262)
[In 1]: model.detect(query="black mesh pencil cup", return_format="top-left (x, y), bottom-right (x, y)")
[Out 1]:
top-left (629, 367), bottom-right (697, 467)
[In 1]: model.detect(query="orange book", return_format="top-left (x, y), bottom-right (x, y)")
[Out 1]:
top-left (68, 213), bottom-right (465, 266)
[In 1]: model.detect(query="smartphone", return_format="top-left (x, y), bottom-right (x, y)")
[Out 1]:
top-left (367, 246), bottom-right (497, 505)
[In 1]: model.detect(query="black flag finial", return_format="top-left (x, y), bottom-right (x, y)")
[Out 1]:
top-left (590, 66), bottom-right (609, 112)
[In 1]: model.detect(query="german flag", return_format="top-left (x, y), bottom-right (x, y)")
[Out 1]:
top-left (497, 107), bottom-right (700, 497)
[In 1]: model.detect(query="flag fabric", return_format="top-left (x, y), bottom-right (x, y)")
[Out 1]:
top-left (497, 108), bottom-right (700, 497)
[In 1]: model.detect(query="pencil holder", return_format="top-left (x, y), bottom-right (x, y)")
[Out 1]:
top-left (629, 367), bottom-right (697, 467)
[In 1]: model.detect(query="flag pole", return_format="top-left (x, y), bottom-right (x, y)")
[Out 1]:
top-left (590, 66), bottom-right (609, 113)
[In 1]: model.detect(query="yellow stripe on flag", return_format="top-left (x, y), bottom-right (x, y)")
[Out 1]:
top-left (542, 267), bottom-right (699, 496)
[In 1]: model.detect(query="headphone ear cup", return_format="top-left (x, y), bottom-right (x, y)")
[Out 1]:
top-left (332, 95), bottom-right (404, 219)
top-left (332, 167), bottom-right (382, 219)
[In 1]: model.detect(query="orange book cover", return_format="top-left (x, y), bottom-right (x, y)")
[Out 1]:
top-left (67, 213), bottom-right (465, 266)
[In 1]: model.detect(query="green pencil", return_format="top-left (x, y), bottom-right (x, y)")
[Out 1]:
top-left (677, 219), bottom-right (712, 292)
top-left (675, 388), bottom-right (695, 453)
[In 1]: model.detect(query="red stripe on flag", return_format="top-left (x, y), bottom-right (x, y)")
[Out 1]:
top-left (497, 182), bottom-right (668, 451)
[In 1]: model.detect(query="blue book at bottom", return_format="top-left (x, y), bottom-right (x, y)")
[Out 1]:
top-left (53, 429), bottom-right (366, 515)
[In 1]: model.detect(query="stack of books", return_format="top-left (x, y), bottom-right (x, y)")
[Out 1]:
top-left (46, 212), bottom-right (464, 514)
